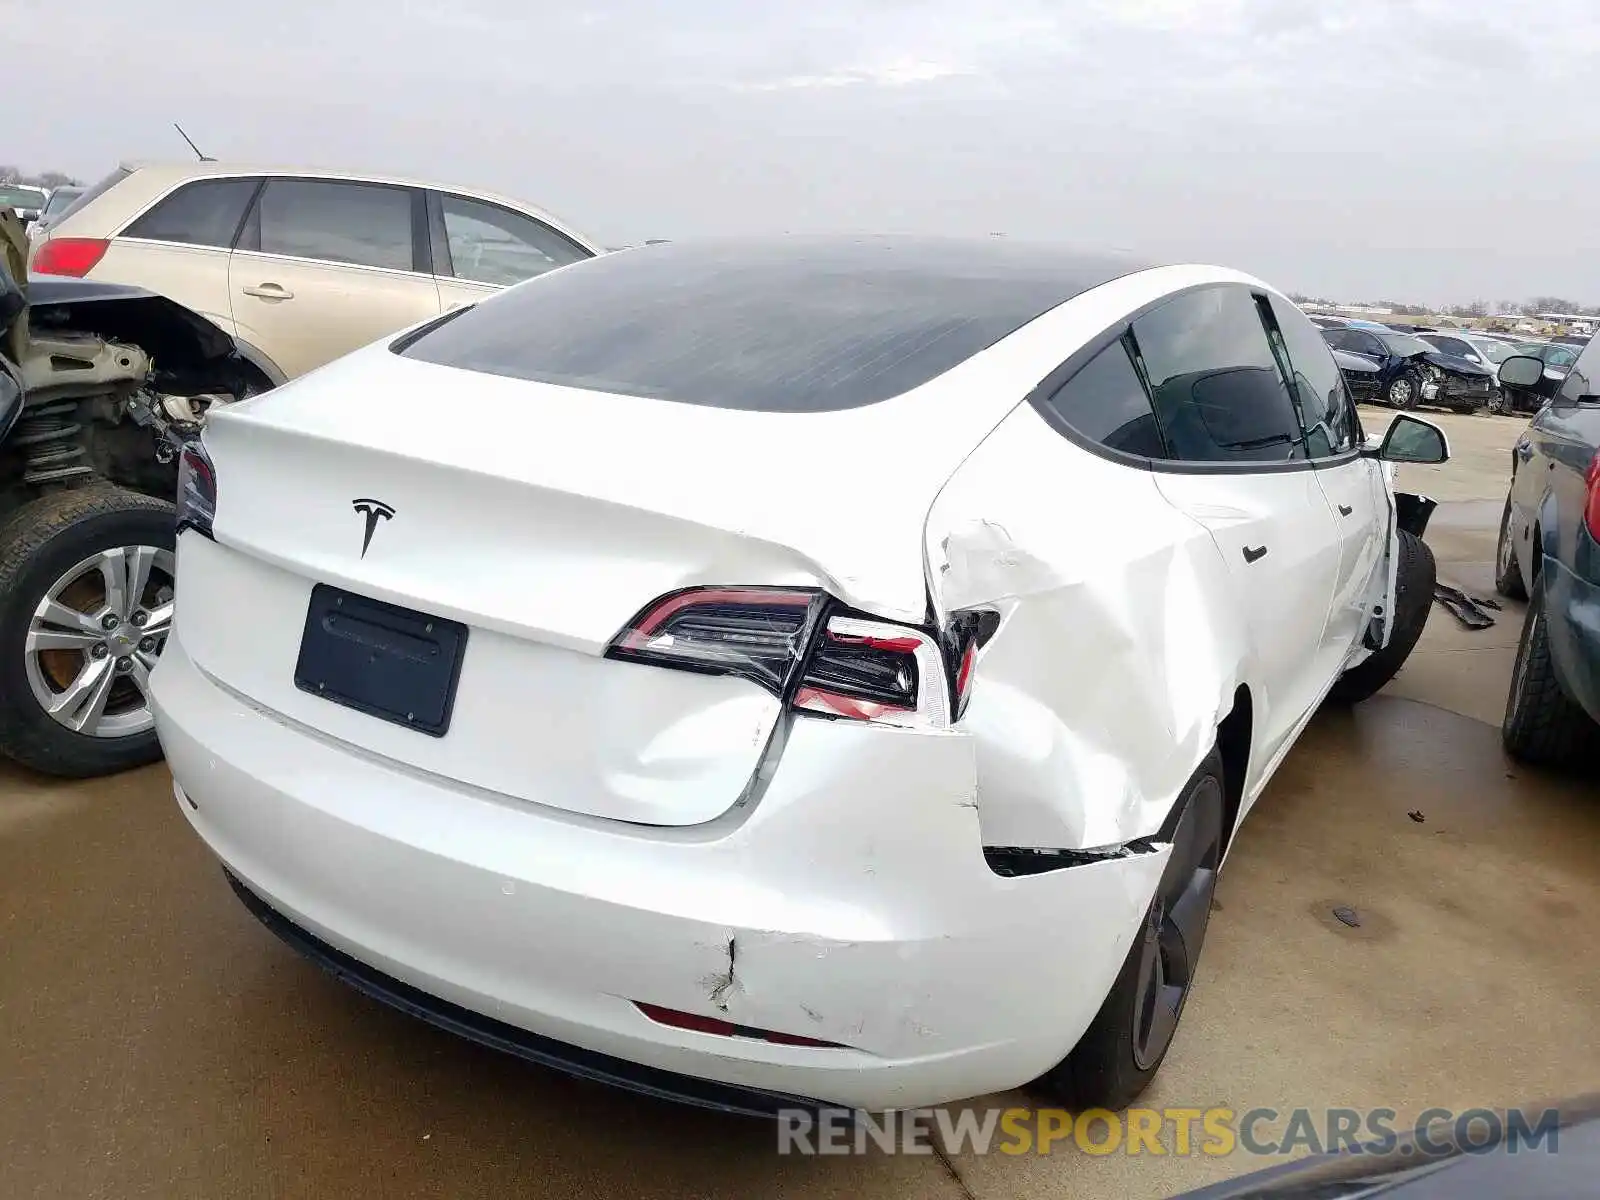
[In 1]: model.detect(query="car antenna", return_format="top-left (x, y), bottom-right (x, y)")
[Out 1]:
top-left (173, 123), bottom-right (216, 163)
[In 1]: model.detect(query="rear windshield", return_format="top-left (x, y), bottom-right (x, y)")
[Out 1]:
top-left (41, 188), bottom-right (82, 216)
top-left (396, 237), bottom-right (1141, 412)
top-left (51, 166), bottom-right (132, 225)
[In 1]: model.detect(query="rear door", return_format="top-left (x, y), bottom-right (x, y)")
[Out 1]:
top-left (1264, 295), bottom-right (1387, 665)
top-left (427, 190), bottom-right (594, 313)
top-left (93, 176), bottom-right (261, 336)
top-left (229, 178), bottom-right (440, 378)
top-left (1133, 285), bottom-right (1344, 772)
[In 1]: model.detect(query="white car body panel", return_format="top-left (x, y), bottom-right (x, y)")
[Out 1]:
top-left (153, 246), bottom-right (1425, 1109)
top-left (926, 401), bottom-right (1254, 850)
top-left (153, 635), bottom-right (1168, 1110)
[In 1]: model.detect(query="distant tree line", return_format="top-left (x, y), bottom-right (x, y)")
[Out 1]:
top-left (1288, 291), bottom-right (1600, 318)
top-left (0, 166), bottom-right (82, 188)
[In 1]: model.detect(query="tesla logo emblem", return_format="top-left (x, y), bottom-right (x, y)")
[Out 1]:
top-left (351, 498), bottom-right (395, 558)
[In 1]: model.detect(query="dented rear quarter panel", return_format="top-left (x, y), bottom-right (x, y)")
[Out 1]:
top-left (925, 401), bottom-right (1253, 851)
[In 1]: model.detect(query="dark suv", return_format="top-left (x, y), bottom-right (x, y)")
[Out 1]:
top-left (1495, 349), bottom-right (1600, 767)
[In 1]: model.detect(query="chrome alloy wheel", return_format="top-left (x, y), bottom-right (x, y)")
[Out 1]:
top-left (23, 545), bottom-right (175, 738)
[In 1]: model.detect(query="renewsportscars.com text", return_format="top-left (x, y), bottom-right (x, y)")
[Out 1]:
top-left (776, 1105), bottom-right (1562, 1157)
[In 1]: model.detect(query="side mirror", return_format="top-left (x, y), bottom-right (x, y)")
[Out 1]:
top-left (1377, 414), bottom-right (1449, 465)
top-left (1497, 355), bottom-right (1546, 389)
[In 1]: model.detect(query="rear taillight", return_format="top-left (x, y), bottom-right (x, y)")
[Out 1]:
top-left (608, 587), bottom-right (825, 691)
top-left (176, 440), bottom-right (216, 539)
top-left (793, 615), bottom-right (944, 725)
top-left (1586, 450), bottom-right (1600, 545)
top-left (31, 236), bottom-right (109, 278)
top-left (606, 587), bottom-right (990, 728)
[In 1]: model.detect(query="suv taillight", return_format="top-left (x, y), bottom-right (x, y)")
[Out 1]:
top-left (176, 440), bottom-right (217, 539)
top-left (31, 236), bottom-right (109, 278)
top-left (1586, 450), bottom-right (1600, 545)
top-left (605, 587), bottom-right (985, 728)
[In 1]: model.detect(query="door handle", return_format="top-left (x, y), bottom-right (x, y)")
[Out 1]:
top-left (1338, 504), bottom-right (1354, 517)
top-left (1242, 545), bottom-right (1269, 564)
top-left (241, 283), bottom-right (294, 300)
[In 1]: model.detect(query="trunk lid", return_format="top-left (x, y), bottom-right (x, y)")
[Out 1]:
top-left (183, 345), bottom-right (969, 825)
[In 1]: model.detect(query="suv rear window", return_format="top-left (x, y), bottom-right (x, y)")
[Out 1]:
top-left (123, 177), bottom-right (259, 248)
top-left (396, 238), bottom-right (1141, 412)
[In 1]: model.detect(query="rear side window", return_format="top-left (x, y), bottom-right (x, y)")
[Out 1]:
top-left (437, 193), bottom-right (591, 286)
top-left (249, 179), bottom-right (416, 272)
top-left (123, 177), bottom-right (259, 248)
top-left (1039, 338), bottom-right (1169, 459)
top-left (1130, 286), bottom-right (1306, 463)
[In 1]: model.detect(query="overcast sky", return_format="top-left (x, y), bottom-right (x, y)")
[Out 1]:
top-left (9, 0), bottom-right (1598, 305)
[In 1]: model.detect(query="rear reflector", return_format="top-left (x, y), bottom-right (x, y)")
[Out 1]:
top-left (633, 1002), bottom-right (846, 1049)
top-left (31, 236), bottom-right (109, 278)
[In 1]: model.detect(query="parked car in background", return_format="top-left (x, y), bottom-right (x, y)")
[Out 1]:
top-left (1170, 1096), bottom-right (1600, 1198)
top-left (28, 184), bottom-right (84, 239)
top-left (1416, 330), bottom-right (1521, 414)
top-left (1307, 314), bottom-right (1349, 329)
top-left (1321, 325), bottom-right (1494, 412)
top-left (1495, 351), bottom-right (1600, 769)
top-left (0, 182), bottom-right (48, 223)
top-left (29, 162), bottom-right (601, 383)
top-left (1498, 340), bottom-right (1581, 415)
top-left (0, 208), bottom-right (259, 778)
top-left (1330, 347), bottom-right (1382, 403)
top-left (152, 237), bottom-right (1447, 1115)
top-left (1517, 340), bottom-right (1580, 373)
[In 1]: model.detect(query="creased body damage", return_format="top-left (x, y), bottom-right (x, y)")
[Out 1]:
top-left (925, 402), bottom-right (1250, 851)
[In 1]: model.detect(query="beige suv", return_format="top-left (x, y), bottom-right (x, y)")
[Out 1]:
top-left (29, 162), bottom-right (601, 384)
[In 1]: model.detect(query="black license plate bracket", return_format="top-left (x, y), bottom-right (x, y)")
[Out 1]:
top-left (294, 584), bottom-right (468, 737)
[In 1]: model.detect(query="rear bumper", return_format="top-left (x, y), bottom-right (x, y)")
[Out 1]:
top-left (1542, 555), bottom-right (1600, 724)
top-left (224, 870), bottom-right (820, 1118)
top-left (151, 638), bottom-right (1168, 1111)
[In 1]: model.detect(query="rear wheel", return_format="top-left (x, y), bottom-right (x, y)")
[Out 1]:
top-left (1034, 750), bottom-right (1225, 1111)
top-left (0, 486), bottom-right (175, 777)
top-left (1502, 587), bottom-right (1597, 769)
top-left (1494, 499), bottom-right (1528, 601)
top-left (1326, 529), bottom-right (1436, 704)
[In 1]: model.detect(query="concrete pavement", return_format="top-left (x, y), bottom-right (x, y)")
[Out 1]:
top-left (3, 409), bottom-right (1596, 1200)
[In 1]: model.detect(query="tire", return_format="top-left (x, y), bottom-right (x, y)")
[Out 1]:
top-left (1033, 750), bottom-right (1226, 1112)
top-left (1326, 529), bottom-right (1436, 704)
top-left (1502, 586), bottom-right (1597, 769)
top-left (1487, 390), bottom-right (1508, 416)
top-left (1385, 372), bottom-right (1421, 410)
top-left (1494, 499), bottom-right (1528, 601)
top-left (0, 486), bottom-right (176, 777)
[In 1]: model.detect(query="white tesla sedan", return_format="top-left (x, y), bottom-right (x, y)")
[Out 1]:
top-left (151, 237), bottom-right (1447, 1114)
